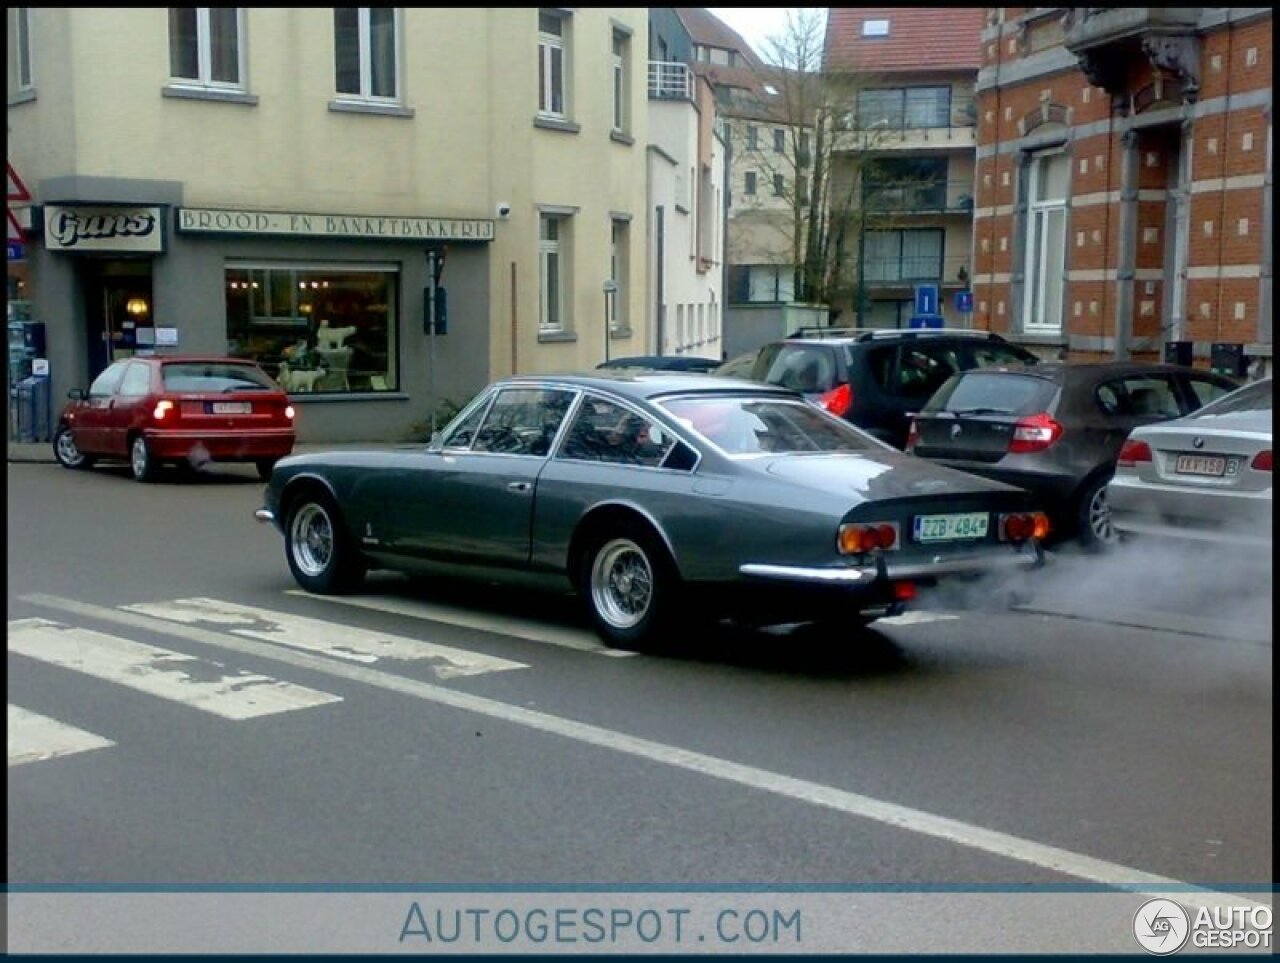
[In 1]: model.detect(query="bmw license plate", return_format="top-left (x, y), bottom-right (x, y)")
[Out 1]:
top-left (914, 512), bottom-right (989, 543)
top-left (1174, 454), bottom-right (1230, 477)
top-left (211, 401), bottom-right (252, 414)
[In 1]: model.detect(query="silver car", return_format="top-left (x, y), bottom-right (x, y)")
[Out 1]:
top-left (1106, 378), bottom-right (1272, 547)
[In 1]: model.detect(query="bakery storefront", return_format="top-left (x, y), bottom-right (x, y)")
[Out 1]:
top-left (32, 191), bottom-right (494, 444)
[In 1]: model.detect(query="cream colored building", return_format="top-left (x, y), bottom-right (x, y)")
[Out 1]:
top-left (7, 7), bottom-right (651, 442)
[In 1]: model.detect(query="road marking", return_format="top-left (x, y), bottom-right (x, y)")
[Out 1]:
top-left (18, 593), bottom-right (1261, 908)
top-left (121, 597), bottom-right (530, 676)
top-left (284, 589), bottom-right (638, 657)
top-left (8, 618), bottom-right (342, 720)
top-left (877, 611), bottom-right (960, 627)
top-left (8, 705), bottom-right (115, 767)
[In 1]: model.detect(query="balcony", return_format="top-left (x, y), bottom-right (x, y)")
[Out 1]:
top-left (1063, 8), bottom-right (1202, 102)
top-left (649, 61), bottom-right (693, 102)
top-left (831, 94), bottom-right (977, 152)
top-left (862, 179), bottom-right (975, 217)
top-left (860, 253), bottom-right (972, 289)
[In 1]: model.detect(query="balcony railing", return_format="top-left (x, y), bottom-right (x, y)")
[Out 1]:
top-left (649, 61), bottom-right (693, 101)
top-left (862, 179), bottom-right (975, 215)
top-left (834, 93), bottom-right (977, 134)
top-left (860, 253), bottom-right (972, 287)
top-left (1063, 7), bottom-right (1202, 54)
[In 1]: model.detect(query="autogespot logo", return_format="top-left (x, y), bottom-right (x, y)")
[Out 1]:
top-left (1133, 898), bottom-right (1191, 955)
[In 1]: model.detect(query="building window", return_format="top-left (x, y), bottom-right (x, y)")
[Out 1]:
top-left (334, 7), bottom-right (398, 101)
top-left (538, 9), bottom-right (568, 119)
top-left (857, 86), bottom-right (951, 130)
top-left (864, 229), bottom-right (944, 282)
top-left (1023, 151), bottom-right (1069, 333)
top-left (864, 157), bottom-right (949, 211)
top-left (611, 30), bottom-right (628, 133)
top-left (772, 173), bottom-right (785, 196)
top-left (13, 7), bottom-right (33, 90)
top-left (744, 171), bottom-right (757, 196)
top-left (169, 7), bottom-right (244, 89)
top-left (773, 128), bottom-right (786, 152)
top-left (727, 264), bottom-right (796, 304)
top-left (610, 219), bottom-right (629, 330)
top-left (797, 174), bottom-right (809, 199)
top-left (540, 213), bottom-right (570, 333)
top-left (225, 263), bottom-right (399, 394)
top-left (746, 125), bottom-right (758, 151)
top-left (862, 18), bottom-right (890, 37)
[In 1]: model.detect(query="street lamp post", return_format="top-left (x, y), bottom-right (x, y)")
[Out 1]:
top-left (602, 279), bottom-right (618, 365)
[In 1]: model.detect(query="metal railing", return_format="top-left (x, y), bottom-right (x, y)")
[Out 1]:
top-left (861, 253), bottom-right (972, 287)
top-left (649, 61), bottom-right (693, 101)
top-left (862, 178), bottom-right (975, 215)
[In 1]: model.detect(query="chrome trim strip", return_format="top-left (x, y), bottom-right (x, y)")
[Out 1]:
top-left (740, 543), bottom-right (1043, 583)
top-left (254, 509), bottom-right (275, 524)
top-left (740, 564), bottom-right (873, 583)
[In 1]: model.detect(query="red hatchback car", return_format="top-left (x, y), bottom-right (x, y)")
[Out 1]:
top-left (52, 355), bottom-right (296, 481)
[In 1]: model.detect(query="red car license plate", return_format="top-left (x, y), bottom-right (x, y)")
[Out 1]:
top-left (1174, 454), bottom-right (1226, 476)
top-left (211, 401), bottom-right (252, 414)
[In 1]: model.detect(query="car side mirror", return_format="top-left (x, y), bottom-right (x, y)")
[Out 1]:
top-left (67, 387), bottom-right (86, 401)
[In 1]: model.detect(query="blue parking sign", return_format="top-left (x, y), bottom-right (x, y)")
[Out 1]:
top-left (955, 290), bottom-right (974, 314)
top-left (914, 284), bottom-right (939, 316)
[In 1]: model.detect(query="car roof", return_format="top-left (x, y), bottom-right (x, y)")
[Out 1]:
top-left (129, 354), bottom-right (265, 366)
top-left (500, 370), bottom-right (797, 401)
top-left (952, 360), bottom-right (1231, 382)
top-left (597, 355), bottom-right (718, 370)
top-left (783, 328), bottom-right (1016, 346)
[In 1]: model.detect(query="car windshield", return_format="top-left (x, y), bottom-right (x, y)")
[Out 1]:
top-left (1193, 378), bottom-right (1271, 416)
top-left (162, 362), bottom-right (277, 393)
top-left (659, 394), bottom-right (877, 455)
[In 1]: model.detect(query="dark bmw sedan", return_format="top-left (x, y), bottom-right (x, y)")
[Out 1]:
top-left (906, 362), bottom-right (1241, 547)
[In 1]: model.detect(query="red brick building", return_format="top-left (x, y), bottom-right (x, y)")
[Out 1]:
top-left (972, 8), bottom-right (1271, 376)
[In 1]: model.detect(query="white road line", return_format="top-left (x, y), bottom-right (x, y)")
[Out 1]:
top-left (877, 611), bottom-right (960, 626)
top-left (8, 705), bottom-right (115, 767)
top-left (8, 618), bottom-right (342, 720)
top-left (121, 597), bottom-right (530, 676)
top-left (284, 589), bottom-right (638, 657)
top-left (18, 593), bottom-right (1262, 909)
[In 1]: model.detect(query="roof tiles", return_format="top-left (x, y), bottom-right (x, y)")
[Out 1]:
top-left (823, 7), bottom-right (984, 74)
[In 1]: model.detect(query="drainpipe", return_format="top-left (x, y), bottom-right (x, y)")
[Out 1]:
top-left (1114, 128), bottom-right (1140, 360)
top-left (1259, 103), bottom-right (1273, 372)
top-left (654, 205), bottom-right (666, 354)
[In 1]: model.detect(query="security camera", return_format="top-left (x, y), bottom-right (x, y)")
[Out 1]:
top-left (496, 203), bottom-right (512, 219)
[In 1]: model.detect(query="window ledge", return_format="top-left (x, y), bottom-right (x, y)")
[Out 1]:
top-left (538, 330), bottom-right (579, 343)
top-left (163, 85), bottom-right (259, 106)
top-left (534, 116), bottom-right (582, 135)
top-left (609, 327), bottom-right (634, 340)
top-left (328, 99), bottom-right (415, 118)
top-left (609, 130), bottom-right (635, 146)
top-left (288, 392), bottom-right (411, 403)
top-left (8, 88), bottom-right (36, 106)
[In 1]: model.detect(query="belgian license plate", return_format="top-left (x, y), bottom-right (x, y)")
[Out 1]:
top-left (914, 512), bottom-right (989, 542)
top-left (1174, 454), bottom-right (1227, 477)
top-left (211, 401), bottom-right (252, 414)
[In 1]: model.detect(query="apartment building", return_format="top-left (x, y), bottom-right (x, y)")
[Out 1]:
top-left (823, 7), bottom-right (983, 329)
top-left (6, 8), bottom-right (651, 442)
top-left (973, 8), bottom-right (1272, 371)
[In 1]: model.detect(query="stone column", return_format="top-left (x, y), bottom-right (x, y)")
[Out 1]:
top-left (1114, 128), bottom-right (1140, 360)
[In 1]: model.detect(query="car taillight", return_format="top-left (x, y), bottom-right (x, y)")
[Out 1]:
top-left (152, 399), bottom-right (175, 421)
top-left (1116, 438), bottom-right (1153, 466)
top-left (1008, 412), bottom-right (1063, 453)
top-left (1251, 450), bottom-right (1272, 472)
top-left (999, 512), bottom-right (1051, 542)
top-left (820, 383), bottom-right (853, 417)
top-left (837, 522), bottom-right (899, 554)
top-left (285, 404), bottom-right (296, 421)
top-left (905, 418), bottom-right (920, 452)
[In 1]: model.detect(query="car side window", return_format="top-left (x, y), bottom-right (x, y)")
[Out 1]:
top-left (440, 396), bottom-right (492, 450)
top-left (472, 387), bottom-right (573, 456)
top-left (1097, 376), bottom-right (1181, 417)
top-left (864, 346), bottom-right (895, 390)
top-left (558, 397), bottom-right (675, 467)
top-left (1184, 376), bottom-right (1235, 411)
top-left (969, 343), bottom-right (1033, 369)
top-left (763, 346), bottom-right (836, 393)
top-left (895, 345), bottom-right (961, 400)
top-left (117, 362), bottom-right (153, 398)
top-left (87, 362), bottom-right (128, 398)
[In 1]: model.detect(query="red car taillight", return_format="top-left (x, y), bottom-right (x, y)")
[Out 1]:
top-left (1251, 450), bottom-right (1272, 472)
top-left (905, 418), bottom-right (920, 452)
top-left (1116, 438), bottom-right (1153, 466)
top-left (820, 383), bottom-right (853, 417)
top-left (1008, 412), bottom-right (1063, 453)
top-left (999, 511), bottom-right (1051, 542)
top-left (837, 522), bottom-right (899, 554)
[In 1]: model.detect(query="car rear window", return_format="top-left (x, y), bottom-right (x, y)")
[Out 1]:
top-left (661, 395), bottom-right (877, 455)
top-left (162, 362), bottom-right (277, 393)
top-left (926, 371), bottom-right (1057, 415)
top-left (758, 344), bottom-right (839, 393)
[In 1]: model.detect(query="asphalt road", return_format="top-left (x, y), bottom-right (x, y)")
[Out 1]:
top-left (6, 460), bottom-right (1273, 951)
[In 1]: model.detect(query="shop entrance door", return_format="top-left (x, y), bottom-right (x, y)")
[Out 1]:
top-left (81, 259), bottom-right (153, 380)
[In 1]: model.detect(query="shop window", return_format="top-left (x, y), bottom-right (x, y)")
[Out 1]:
top-left (224, 263), bottom-right (399, 394)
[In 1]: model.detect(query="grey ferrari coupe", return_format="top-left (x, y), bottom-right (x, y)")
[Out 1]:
top-left (256, 372), bottom-right (1049, 649)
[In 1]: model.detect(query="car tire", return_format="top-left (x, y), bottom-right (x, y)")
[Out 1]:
top-left (284, 491), bottom-right (367, 594)
top-left (579, 520), bottom-right (680, 651)
top-left (1075, 474), bottom-right (1118, 551)
top-left (129, 435), bottom-right (158, 483)
top-left (53, 425), bottom-right (94, 470)
top-left (256, 458), bottom-right (278, 481)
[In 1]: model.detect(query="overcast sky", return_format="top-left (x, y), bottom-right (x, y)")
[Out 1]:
top-left (706, 8), bottom-right (829, 62)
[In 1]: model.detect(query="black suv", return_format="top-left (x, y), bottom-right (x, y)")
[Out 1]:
top-left (742, 328), bottom-right (1040, 449)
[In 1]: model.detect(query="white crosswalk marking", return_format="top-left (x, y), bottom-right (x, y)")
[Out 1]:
top-left (120, 597), bottom-right (530, 675)
top-left (284, 590), bottom-right (637, 657)
top-left (8, 705), bottom-right (115, 767)
top-left (8, 618), bottom-right (343, 720)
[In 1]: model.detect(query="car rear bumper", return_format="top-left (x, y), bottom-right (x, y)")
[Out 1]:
top-left (1108, 475), bottom-right (1272, 547)
top-left (143, 428), bottom-right (295, 461)
top-left (740, 540), bottom-right (1044, 585)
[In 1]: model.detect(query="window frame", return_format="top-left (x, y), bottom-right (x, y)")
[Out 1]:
top-left (168, 7), bottom-right (246, 92)
top-left (609, 218), bottom-right (629, 332)
top-left (538, 9), bottom-right (568, 120)
top-left (863, 228), bottom-right (945, 283)
top-left (1022, 150), bottom-right (1069, 334)
top-left (744, 171), bottom-right (757, 196)
top-left (333, 7), bottom-right (401, 104)
top-left (539, 213), bottom-right (570, 334)
top-left (14, 7), bottom-right (33, 91)
top-left (611, 29), bottom-right (628, 134)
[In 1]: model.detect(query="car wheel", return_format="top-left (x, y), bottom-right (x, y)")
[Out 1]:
top-left (579, 521), bottom-right (680, 651)
top-left (53, 425), bottom-right (94, 470)
top-left (256, 458), bottom-right (278, 481)
top-left (284, 492), bottom-right (366, 594)
top-left (1076, 475), bottom-right (1118, 550)
top-left (130, 435), bottom-right (157, 482)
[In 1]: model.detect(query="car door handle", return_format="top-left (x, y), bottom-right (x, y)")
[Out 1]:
top-left (506, 481), bottom-right (532, 494)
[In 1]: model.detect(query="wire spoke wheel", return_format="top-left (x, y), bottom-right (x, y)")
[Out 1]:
top-left (590, 537), bottom-right (654, 630)
top-left (289, 502), bottom-right (335, 577)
